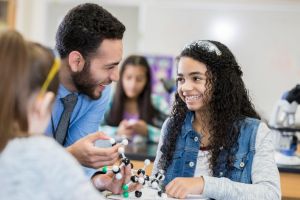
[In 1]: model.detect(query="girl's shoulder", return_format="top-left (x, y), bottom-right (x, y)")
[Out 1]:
top-left (160, 117), bottom-right (171, 134)
top-left (237, 117), bottom-right (272, 150)
top-left (1, 136), bottom-right (75, 164)
top-left (237, 117), bottom-right (261, 130)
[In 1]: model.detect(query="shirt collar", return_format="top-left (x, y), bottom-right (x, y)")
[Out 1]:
top-left (182, 111), bottom-right (195, 137)
top-left (58, 84), bottom-right (79, 99)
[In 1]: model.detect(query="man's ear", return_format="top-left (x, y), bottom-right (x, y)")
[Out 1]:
top-left (68, 51), bottom-right (85, 72)
top-left (35, 92), bottom-right (55, 117)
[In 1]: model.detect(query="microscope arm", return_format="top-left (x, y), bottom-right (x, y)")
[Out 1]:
top-left (269, 85), bottom-right (300, 128)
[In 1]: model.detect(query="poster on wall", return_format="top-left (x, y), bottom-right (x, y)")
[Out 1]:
top-left (146, 55), bottom-right (175, 106)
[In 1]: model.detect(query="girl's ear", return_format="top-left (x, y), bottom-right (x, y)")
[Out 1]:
top-left (68, 51), bottom-right (85, 72)
top-left (35, 91), bottom-right (55, 117)
top-left (28, 91), bottom-right (55, 135)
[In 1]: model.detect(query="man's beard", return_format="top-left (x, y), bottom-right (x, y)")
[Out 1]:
top-left (71, 61), bottom-right (102, 100)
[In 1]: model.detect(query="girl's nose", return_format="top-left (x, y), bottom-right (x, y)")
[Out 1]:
top-left (180, 80), bottom-right (193, 91)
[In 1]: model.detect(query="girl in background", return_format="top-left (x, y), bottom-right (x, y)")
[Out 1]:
top-left (152, 40), bottom-right (281, 199)
top-left (100, 55), bottom-right (168, 143)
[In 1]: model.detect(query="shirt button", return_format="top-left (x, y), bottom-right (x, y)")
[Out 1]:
top-left (189, 162), bottom-right (195, 167)
top-left (194, 137), bottom-right (199, 142)
top-left (240, 162), bottom-right (245, 168)
top-left (219, 172), bottom-right (224, 176)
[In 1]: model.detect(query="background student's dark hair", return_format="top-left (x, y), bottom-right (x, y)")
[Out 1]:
top-left (55, 3), bottom-right (126, 59)
top-left (0, 30), bottom-right (59, 151)
top-left (159, 40), bottom-right (260, 176)
top-left (105, 55), bottom-right (163, 127)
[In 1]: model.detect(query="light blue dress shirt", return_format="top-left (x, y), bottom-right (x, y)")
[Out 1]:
top-left (46, 84), bottom-right (111, 177)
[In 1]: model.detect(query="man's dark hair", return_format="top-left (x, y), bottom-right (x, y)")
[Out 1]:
top-left (56, 3), bottom-right (125, 59)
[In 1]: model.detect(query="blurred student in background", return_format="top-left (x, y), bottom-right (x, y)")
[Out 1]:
top-left (0, 30), bottom-right (129, 199)
top-left (100, 55), bottom-right (168, 143)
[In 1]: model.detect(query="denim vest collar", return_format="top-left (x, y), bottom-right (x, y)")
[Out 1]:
top-left (163, 111), bottom-right (260, 185)
top-left (181, 111), bottom-right (196, 138)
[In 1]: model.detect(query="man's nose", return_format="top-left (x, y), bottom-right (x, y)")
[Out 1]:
top-left (110, 67), bottom-right (119, 82)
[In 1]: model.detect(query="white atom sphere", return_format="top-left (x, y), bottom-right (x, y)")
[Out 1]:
top-left (118, 147), bottom-right (125, 154)
top-left (144, 159), bottom-right (150, 166)
top-left (109, 138), bottom-right (116, 145)
top-left (138, 177), bottom-right (144, 184)
top-left (115, 173), bottom-right (122, 180)
top-left (151, 181), bottom-right (158, 188)
top-left (122, 139), bottom-right (129, 146)
top-left (112, 165), bottom-right (119, 172)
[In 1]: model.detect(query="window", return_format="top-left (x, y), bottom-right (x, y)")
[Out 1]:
top-left (0, 0), bottom-right (15, 30)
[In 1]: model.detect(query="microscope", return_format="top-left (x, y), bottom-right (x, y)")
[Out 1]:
top-left (160, 78), bottom-right (176, 94)
top-left (269, 85), bottom-right (300, 165)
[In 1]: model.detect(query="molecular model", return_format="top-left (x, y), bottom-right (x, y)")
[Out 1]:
top-left (100, 138), bottom-right (166, 198)
top-left (149, 170), bottom-right (166, 198)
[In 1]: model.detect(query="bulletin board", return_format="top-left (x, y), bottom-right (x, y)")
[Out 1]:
top-left (146, 55), bottom-right (174, 105)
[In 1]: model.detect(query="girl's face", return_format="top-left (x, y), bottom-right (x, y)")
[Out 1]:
top-left (177, 56), bottom-right (210, 111)
top-left (122, 65), bottom-right (147, 99)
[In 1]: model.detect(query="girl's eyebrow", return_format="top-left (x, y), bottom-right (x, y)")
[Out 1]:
top-left (177, 71), bottom-right (205, 76)
top-left (189, 72), bottom-right (205, 76)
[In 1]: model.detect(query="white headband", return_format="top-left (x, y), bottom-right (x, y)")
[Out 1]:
top-left (184, 40), bottom-right (222, 56)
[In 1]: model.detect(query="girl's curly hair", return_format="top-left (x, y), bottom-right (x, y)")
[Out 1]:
top-left (159, 40), bottom-right (260, 176)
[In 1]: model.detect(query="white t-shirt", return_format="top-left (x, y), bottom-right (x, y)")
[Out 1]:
top-left (0, 136), bottom-right (104, 200)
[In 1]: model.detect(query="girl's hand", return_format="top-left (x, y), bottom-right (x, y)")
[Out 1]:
top-left (165, 177), bottom-right (204, 199)
top-left (117, 120), bottom-right (134, 137)
top-left (130, 120), bottom-right (147, 136)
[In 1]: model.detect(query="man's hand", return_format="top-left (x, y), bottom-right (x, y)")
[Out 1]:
top-left (67, 131), bottom-right (120, 168)
top-left (92, 164), bottom-right (132, 194)
top-left (165, 177), bottom-right (204, 199)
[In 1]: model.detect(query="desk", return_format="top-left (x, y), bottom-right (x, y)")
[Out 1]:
top-left (280, 172), bottom-right (300, 199)
top-left (280, 144), bottom-right (300, 200)
top-left (125, 143), bottom-right (157, 162)
top-left (125, 143), bottom-right (156, 175)
top-left (126, 143), bottom-right (300, 199)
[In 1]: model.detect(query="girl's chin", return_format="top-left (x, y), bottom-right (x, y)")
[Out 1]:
top-left (186, 103), bottom-right (203, 110)
top-left (125, 93), bottom-right (138, 99)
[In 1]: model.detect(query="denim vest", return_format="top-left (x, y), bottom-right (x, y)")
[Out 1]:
top-left (163, 111), bottom-right (260, 185)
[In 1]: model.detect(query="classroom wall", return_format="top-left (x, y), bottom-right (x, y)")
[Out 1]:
top-left (15, 0), bottom-right (300, 120)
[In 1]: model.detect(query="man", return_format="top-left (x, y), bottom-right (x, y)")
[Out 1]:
top-left (46, 3), bottom-right (129, 193)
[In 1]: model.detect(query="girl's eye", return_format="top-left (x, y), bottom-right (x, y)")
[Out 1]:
top-left (176, 77), bottom-right (184, 83)
top-left (193, 76), bottom-right (204, 81)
